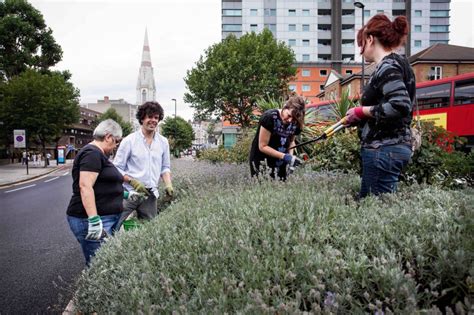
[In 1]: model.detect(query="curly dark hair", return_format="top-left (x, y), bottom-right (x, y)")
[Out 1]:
top-left (136, 101), bottom-right (164, 125)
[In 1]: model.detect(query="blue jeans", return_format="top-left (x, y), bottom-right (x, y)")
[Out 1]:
top-left (359, 144), bottom-right (411, 199)
top-left (67, 214), bottom-right (120, 266)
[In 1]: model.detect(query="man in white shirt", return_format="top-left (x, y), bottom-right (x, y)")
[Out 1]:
top-left (114, 101), bottom-right (173, 227)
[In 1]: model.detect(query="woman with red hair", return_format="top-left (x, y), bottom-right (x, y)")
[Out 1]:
top-left (344, 14), bottom-right (416, 198)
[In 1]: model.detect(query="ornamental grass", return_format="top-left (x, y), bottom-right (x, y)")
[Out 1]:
top-left (74, 160), bottom-right (473, 314)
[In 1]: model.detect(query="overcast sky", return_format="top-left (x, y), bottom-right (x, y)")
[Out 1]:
top-left (29, 0), bottom-right (474, 121)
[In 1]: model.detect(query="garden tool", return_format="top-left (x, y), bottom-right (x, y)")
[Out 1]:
top-left (288, 117), bottom-right (347, 151)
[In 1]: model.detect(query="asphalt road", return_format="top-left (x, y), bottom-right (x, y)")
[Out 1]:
top-left (0, 166), bottom-right (84, 314)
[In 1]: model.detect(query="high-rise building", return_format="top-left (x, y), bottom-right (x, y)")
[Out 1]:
top-left (136, 28), bottom-right (157, 106)
top-left (222, 0), bottom-right (450, 101)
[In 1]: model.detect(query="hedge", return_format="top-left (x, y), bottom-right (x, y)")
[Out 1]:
top-left (73, 160), bottom-right (473, 314)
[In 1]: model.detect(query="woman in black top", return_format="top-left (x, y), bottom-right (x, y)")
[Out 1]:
top-left (344, 14), bottom-right (415, 198)
top-left (249, 96), bottom-right (305, 180)
top-left (66, 119), bottom-right (124, 265)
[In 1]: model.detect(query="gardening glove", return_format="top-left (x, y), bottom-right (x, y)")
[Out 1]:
top-left (282, 153), bottom-right (295, 164)
top-left (128, 191), bottom-right (147, 203)
top-left (86, 215), bottom-right (106, 240)
top-left (129, 178), bottom-right (150, 196)
top-left (344, 107), bottom-right (367, 126)
top-left (163, 184), bottom-right (174, 202)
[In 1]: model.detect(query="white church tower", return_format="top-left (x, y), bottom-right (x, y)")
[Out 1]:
top-left (136, 28), bottom-right (156, 105)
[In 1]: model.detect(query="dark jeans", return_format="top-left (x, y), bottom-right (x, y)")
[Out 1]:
top-left (359, 144), bottom-right (411, 198)
top-left (116, 194), bottom-right (157, 229)
top-left (67, 214), bottom-right (120, 266)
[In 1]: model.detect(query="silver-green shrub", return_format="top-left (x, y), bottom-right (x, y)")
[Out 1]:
top-left (74, 160), bottom-right (474, 314)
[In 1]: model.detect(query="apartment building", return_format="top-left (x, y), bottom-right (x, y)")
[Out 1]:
top-left (222, 0), bottom-right (450, 101)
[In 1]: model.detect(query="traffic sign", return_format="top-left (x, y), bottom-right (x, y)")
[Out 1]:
top-left (14, 129), bottom-right (26, 148)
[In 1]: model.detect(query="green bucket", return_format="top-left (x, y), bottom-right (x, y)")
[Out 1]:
top-left (123, 218), bottom-right (140, 231)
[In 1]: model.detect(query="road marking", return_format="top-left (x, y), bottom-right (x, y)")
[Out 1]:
top-left (62, 171), bottom-right (69, 176)
top-left (44, 176), bottom-right (59, 183)
top-left (5, 184), bottom-right (36, 193)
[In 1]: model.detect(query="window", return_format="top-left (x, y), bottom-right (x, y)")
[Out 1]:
top-left (302, 24), bottom-right (310, 31)
top-left (414, 40), bottom-right (422, 47)
top-left (342, 54), bottom-right (354, 61)
top-left (250, 24), bottom-right (258, 32)
top-left (288, 39), bottom-right (296, 46)
top-left (346, 70), bottom-right (353, 75)
top-left (289, 84), bottom-right (296, 91)
top-left (318, 39), bottom-right (331, 46)
top-left (222, 24), bottom-right (242, 32)
top-left (392, 10), bottom-right (405, 16)
top-left (364, 10), bottom-right (370, 17)
top-left (320, 70), bottom-right (328, 76)
top-left (431, 10), bottom-right (449, 17)
top-left (430, 25), bottom-right (449, 32)
top-left (302, 39), bottom-right (310, 47)
top-left (302, 84), bottom-right (311, 92)
top-left (342, 24), bottom-right (354, 32)
top-left (454, 79), bottom-right (474, 105)
top-left (430, 40), bottom-right (449, 45)
top-left (430, 66), bottom-right (442, 80)
top-left (318, 24), bottom-right (331, 31)
top-left (342, 40), bottom-right (354, 47)
top-left (250, 9), bottom-right (258, 16)
top-left (289, 9), bottom-right (296, 16)
top-left (414, 25), bottom-right (422, 32)
top-left (264, 9), bottom-right (276, 16)
top-left (222, 9), bottom-right (242, 16)
top-left (417, 83), bottom-right (451, 110)
top-left (302, 69), bottom-right (310, 77)
top-left (377, 10), bottom-right (384, 14)
top-left (415, 10), bottom-right (422, 17)
top-left (265, 24), bottom-right (276, 32)
top-left (320, 85), bottom-right (325, 91)
top-left (289, 24), bottom-right (296, 31)
top-left (302, 9), bottom-right (310, 16)
top-left (342, 10), bottom-right (354, 16)
top-left (302, 54), bottom-right (310, 62)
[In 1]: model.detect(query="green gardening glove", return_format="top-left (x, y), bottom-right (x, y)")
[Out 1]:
top-left (163, 184), bottom-right (174, 202)
top-left (129, 178), bottom-right (150, 196)
top-left (86, 215), bottom-right (106, 240)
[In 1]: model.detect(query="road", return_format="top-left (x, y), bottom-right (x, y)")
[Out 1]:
top-left (0, 166), bottom-right (84, 314)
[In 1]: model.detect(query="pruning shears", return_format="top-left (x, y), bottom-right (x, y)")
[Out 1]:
top-left (289, 117), bottom-right (347, 151)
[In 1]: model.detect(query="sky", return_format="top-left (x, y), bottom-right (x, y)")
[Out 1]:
top-left (29, 0), bottom-right (474, 121)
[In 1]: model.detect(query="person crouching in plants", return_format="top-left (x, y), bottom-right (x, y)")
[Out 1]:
top-left (249, 96), bottom-right (305, 181)
top-left (344, 13), bottom-right (415, 198)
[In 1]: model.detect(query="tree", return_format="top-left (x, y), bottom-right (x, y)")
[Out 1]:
top-left (161, 117), bottom-right (194, 155)
top-left (97, 108), bottom-right (133, 137)
top-left (0, 70), bottom-right (80, 166)
top-left (0, 0), bottom-right (63, 81)
top-left (184, 29), bottom-right (296, 128)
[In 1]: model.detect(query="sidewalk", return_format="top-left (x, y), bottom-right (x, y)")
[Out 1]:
top-left (0, 160), bottom-right (73, 187)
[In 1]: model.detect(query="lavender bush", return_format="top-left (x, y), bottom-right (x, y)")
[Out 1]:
top-left (74, 160), bottom-right (474, 314)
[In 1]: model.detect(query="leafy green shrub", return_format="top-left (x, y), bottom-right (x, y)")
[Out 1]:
top-left (199, 130), bottom-right (254, 164)
top-left (74, 160), bottom-right (473, 314)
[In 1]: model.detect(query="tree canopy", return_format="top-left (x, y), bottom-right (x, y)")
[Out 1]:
top-left (0, 0), bottom-right (63, 81)
top-left (184, 29), bottom-right (296, 128)
top-left (161, 117), bottom-right (194, 155)
top-left (0, 70), bottom-right (80, 157)
top-left (98, 108), bottom-right (133, 137)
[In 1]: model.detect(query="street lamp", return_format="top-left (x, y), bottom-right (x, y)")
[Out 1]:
top-left (354, 1), bottom-right (365, 95)
top-left (171, 98), bottom-right (178, 157)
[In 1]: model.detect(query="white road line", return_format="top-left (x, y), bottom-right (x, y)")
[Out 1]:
top-left (5, 184), bottom-right (36, 193)
top-left (62, 171), bottom-right (69, 176)
top-left (44, 176), bottom-right (59, 183)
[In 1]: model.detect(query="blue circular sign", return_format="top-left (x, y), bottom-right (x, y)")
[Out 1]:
top-left (16, 135), bottom-right (24, 142)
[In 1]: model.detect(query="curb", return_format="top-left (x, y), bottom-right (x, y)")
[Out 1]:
top-left (0, 164), bottom-right (69, 188)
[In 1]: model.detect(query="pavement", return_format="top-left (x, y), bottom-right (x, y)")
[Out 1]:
top-left (0, 160), bottom-right (73, 187)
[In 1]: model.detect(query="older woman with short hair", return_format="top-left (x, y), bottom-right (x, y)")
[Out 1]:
top-left (66, 119), bottom-right (124, 266)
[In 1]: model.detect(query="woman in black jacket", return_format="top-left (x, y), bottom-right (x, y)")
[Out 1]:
top-left (344, 14), bottom-right (415, 198)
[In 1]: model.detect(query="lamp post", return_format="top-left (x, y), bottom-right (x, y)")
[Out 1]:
top-left (354, 1), bottom-right (365, 95)
top-left (171, 98), bottom-right (178, 157)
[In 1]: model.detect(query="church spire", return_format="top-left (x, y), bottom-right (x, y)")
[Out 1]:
top-left (136, 28), bottom-right (156, 105)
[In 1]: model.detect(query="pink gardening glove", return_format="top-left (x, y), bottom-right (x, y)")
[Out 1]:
top-left (344, 107), bottom-right (367, 126)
